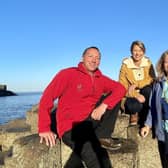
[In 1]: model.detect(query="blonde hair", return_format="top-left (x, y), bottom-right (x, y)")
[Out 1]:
top-left (156, 50), bottom-right (168, 78)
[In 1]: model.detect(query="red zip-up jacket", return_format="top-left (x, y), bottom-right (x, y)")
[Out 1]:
top-left (38, 62), bottom-right (126, 138)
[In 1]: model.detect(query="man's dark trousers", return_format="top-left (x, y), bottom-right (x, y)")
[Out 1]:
top-left (62, 102), bottom-right (121, 168)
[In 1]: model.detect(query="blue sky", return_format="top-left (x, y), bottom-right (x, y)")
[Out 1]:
top-left (0, 0), bottom-right (168, 92)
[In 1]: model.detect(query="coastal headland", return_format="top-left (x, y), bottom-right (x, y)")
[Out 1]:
top-left (0, 85), bottom-right (16, 97)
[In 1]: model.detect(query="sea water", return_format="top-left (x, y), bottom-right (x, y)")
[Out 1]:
top-left (0, 92), bottom-right (42, 125)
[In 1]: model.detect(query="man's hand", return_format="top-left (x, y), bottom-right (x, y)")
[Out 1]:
top-left (91, 103), bottom-right (108, 120)
top-left (140, 125), bottom-right (150, 138)
top-left (39, 131), bottom-right (57, 147)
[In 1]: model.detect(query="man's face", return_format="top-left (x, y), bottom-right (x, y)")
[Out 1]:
top-left (82, 48), bottom-right (101, 74)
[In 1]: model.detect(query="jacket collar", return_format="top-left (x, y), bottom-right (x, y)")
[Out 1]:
top-left (78, 62), bottom-right (102, 77)
top-left (123, 56), bottom-right (149, 68)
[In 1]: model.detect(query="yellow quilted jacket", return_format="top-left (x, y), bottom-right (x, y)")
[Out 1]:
top-left (119, 56), bottom-right (156, 109)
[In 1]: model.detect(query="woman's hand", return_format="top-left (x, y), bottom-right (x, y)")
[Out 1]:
top-left (128, 85), bottom-right (145, 103)
top-left (140, 125), bottom-right (150, 138)
top-left (39, 131), bottom-right (57, 147)
top-left (136, 94), bottom-right (145, 103)
top-left (128, 84), bottom-right (136, 95)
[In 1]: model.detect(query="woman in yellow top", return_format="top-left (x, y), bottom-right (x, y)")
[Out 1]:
top-left (119, 40), bottom-right (155, 126)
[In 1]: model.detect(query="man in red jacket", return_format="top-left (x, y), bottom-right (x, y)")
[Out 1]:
top-left (38, 46), bottom-right (126, 168)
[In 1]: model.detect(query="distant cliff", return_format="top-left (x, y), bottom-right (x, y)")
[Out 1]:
top-left (0, 84), bottom-right (17, 97)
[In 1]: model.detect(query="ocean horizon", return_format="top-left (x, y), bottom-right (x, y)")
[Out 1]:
top-left (0, 91), bottom-right (42, 125)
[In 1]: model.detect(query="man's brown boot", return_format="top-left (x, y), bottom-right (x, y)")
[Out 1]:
top-left (99, 138), bottom-right (122, 151)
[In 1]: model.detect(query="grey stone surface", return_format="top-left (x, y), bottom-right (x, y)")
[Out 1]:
top-left (138, 132), bottom-right (162, 168)
top-left (0, 119), bottom-right (31, 151)
top-left (26, 104), bottom-right (39, 133)
top-left (128, 125), bottom-right (162, 168)
top-left (4, 134), bottom-right (61, 168)
top-left (113, 113), bottom-right (129, 139)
